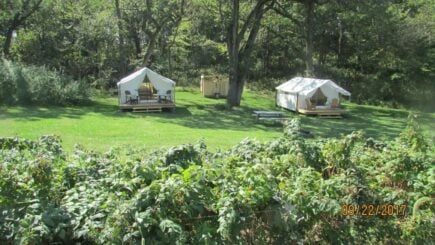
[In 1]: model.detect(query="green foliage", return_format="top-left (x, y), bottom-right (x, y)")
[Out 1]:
top-left (1, 0), bottom-right (433, 107)
top-left (0, 59), bottom-right (90, 105)
top-left (399, 114), bottom-right (429, 153)
top-left (0, 119), bottom-right (433, 243)
top-left (0, 58), bottom-right (17, 104)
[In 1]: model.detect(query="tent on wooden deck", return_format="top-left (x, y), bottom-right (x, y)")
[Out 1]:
top-left (275, 77), bottom-right (351, 112)
top-left (117, 67), bottom-right (176, 105)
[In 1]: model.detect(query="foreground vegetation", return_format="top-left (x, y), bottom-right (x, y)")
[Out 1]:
top-left (0, 118), bottom-right (433, 244)
top-left (2, 89), bottom-right (434, 153)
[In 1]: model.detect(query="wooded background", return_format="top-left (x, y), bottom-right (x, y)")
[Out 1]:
top-left (1, 0), bottom-right (434, 108)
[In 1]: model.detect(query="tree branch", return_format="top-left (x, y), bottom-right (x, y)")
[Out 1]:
top-left (239, 1), bottom-right (271, 63)
top-left (238, 0), bottom-right (268, 42)
top-left (16, 0), bottom-right (43, 25)
top-left (272, 1), bottom-right (301, 25)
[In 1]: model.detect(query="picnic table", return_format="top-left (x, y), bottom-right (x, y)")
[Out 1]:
top-left (252, 111), bottom-right (287, 123)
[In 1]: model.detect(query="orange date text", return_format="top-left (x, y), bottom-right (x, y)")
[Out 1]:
top-left (341, 204), bottom-right (407, 217)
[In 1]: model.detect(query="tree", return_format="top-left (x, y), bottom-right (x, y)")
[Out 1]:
top-left (221, 0), bottom-right (274, 107)
top-left (2, 0), bottom-right (433, 108)
top-left (0, 0), bottom-right (43, 58)
top-left (303, 0), bottom-right (315, 77)
top-left (10, 0), bottom-right (121, 82)
top-left (114, 0), bottom-right (127, 75)
top-left (273, 0), bottom-right (330, 77)
top-left (119, 0), bottom-right (186, 67)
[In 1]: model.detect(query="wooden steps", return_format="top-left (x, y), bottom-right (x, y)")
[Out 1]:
top-left (133, 107), bottom-right (162, 113)
top-left (298, 108), bottom-right (345, 118)
top-left (119, 101), bottom-right (175, 113)
top-left (318, 115), bottom-right (342, 119)
top-left (316, 111), bottom-right (343, 118)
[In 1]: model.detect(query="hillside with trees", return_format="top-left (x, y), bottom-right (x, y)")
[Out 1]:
top-left (1, 0), bottom-right (434, 108)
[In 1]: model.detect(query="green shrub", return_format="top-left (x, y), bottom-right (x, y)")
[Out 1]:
top-left (0, 121), bottom-right (433, 244)
top-left (399, 114), bottom-right (429, 153)
top-left (0, 59), bottom-right (90, 106)
top-left (0, 59), bottom-right (17, 105)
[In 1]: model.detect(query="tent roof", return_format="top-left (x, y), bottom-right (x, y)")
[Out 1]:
top-left (276, 77), bottom-right (351, 96)
top-left (117, 67), bottom-right (175, 86)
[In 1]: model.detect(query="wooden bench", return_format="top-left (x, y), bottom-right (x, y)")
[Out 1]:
top-left (259, 117), bottom-right (288, 123)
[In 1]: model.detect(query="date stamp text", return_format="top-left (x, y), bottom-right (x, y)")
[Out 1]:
top-left (341, 204), bottom-right (407, 217)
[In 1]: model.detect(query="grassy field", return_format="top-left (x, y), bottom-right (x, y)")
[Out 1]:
top-left (1, 88), bottom-right (434, 153)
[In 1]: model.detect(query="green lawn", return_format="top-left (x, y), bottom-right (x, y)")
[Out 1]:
top-left (1, 88), bottom-right (434, 153)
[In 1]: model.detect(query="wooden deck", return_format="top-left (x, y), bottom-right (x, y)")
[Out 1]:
top-left (298, 107), bottom-right (345, 118)
top-left (119, 101), bottom-right (175, 113)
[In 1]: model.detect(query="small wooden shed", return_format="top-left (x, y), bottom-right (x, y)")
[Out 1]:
top-left (200, 75), bottom-right (229, 98)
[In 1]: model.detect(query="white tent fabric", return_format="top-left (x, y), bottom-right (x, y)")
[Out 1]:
top-left (275, 77), bottom-right (350, 111)
top-left (117, 67), bottom-right (176, 104)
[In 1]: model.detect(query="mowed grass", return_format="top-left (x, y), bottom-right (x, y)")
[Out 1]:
top-left (1, 88), bottom-right (434, 153)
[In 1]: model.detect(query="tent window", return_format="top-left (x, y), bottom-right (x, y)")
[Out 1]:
top-left (310, 88), bottom-right (327, 106)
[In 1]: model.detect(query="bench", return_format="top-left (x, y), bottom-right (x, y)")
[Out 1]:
top-left (252, 111), bottom-right (287, 124)
top-left (259, 117), bottom-right (288, 122)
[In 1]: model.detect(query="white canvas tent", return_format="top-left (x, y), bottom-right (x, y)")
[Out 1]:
top-left (276, 77), bottom-right (350, 112)
top-left (117, 67), bottom-right (176, 104)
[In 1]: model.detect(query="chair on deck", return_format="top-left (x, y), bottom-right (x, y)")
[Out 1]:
top-left (159, 90), bottom-right (172, 103)
top-left (125, 90), bottom-right (138, 104)
top-left (164, 90), bottom-right (172, 102)
top-left (125, 90), bottom-right (132, 104)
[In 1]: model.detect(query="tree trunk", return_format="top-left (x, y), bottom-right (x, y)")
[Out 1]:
top-left (167, 22), bottom-right (181, 77)
top-left (2, 0), bottom-right (43, 58)
top-left (114, 0), bottom-right (126, 74)
top-left (227, 66), bottom-right (246, 107)
top-left (143, 29), bottom-right (160, 66)
top-left (227, 74), bottom-right (240, 107)
top-left (337, 16), bottom-right (343, 67)
top-left (227, 0), bottom-right (241, 107)
top-left (131, 28), bottom-right (142, 58)
top-left (3, 28), bottom-right (14, 58)
top-left (226, 0), bottom-right (269, 107)
top-left (305, 0), bottom-right (314, 77)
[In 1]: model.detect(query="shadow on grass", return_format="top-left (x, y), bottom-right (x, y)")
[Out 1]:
top-left (0, 100), bottom-right (131, 121)
top-left (300, 104), bottom-right (410, 140)
top-left (151, 103), bottom-right (284, 131)
top-left (1, 96), bottom-right (428, 139)
top-left (0, 97), bottom-right (284, 132)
